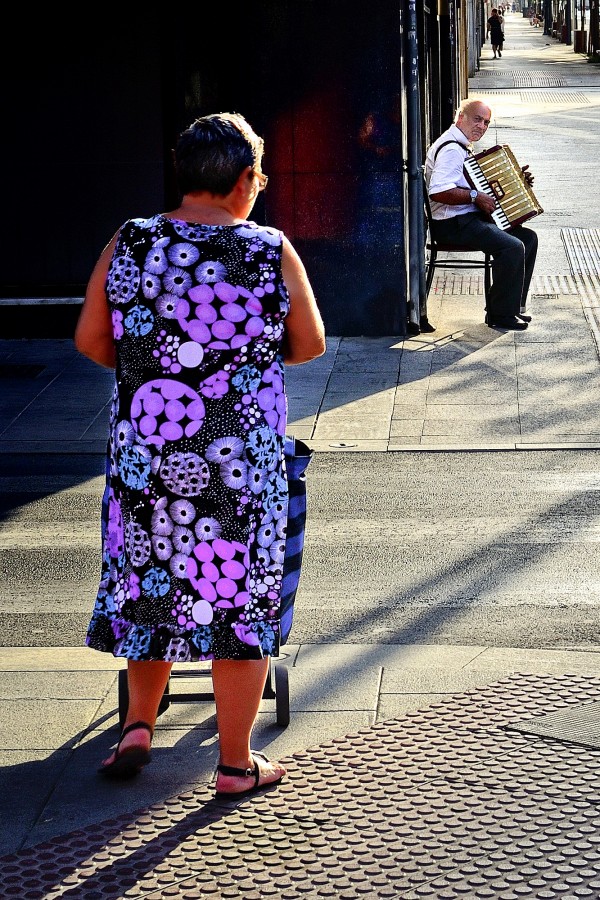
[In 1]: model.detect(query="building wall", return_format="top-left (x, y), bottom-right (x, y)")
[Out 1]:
top-left (164, 1), bottom-right (408, 335)
top-left (2, 2), bottom-right (477, 337)
top-left (1, 17), bottom-right (165, 297)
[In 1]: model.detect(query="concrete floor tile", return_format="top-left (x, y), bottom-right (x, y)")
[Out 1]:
top-left (0, 698), bottom-right (103, 750)
top-left (0, 647), bottom-right (124, 671)
top-left (286, 415), bottom-right (317, 429)
top-left (391, 404), bottom-right (428, 418)
top-left (422, 421), bottom-right (520, 436)
top-left (319, 393), bottom-right (395, 415)
top-left (422, 403), bottom-right (520, 421)
top-left (380, 668), bottom-right (516, 693)
top-left (285, 425), bottom-right (315, 439)
top-left (416, 438), bottom-right (519, 449)
top-left (325, 374), bottom-right (399, 393)
top-left (284, 668), bottom-right (381, 712)
top-left (389, 421), bottom-right (425, 437)
top-left (295, 643), bottom-right (488, 668)
top-left (312, 419), bottom-right (390, 439)
top-left (309, 439), bottom-right (390, 452)
top-left (387, 440), bottom-right (429, 449)
top-left (0, 671), bottom-right (115, 700)
top-left (469, 647), bottom-right (600, 673)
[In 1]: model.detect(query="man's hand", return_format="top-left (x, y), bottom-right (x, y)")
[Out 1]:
top-left (521, 164), bottom-right (535, 186)
top-left (475, 191), bottom-right (497, 215)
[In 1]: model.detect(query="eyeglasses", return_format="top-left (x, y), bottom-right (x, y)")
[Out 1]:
top-left (254, 171), bottom-right (268, 192)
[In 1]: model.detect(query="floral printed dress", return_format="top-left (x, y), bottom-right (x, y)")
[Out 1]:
top-left (86, 216), bottom-right (290, 661)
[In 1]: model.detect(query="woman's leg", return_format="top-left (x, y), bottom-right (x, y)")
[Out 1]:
top-left (102, 660), bottom-right (173, 764)
top-left (212, 658), bottom-right (286, 792)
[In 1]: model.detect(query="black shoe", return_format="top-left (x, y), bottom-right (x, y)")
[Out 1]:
top-left (98, 721), bottom-right (153, 780)
top-left (486, 315), bottom-right (528, 331)
top-left (517, 313), bottom-right (532, 323)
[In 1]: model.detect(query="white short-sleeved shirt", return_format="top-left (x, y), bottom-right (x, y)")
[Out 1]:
top-left (425, 124), bottom-right (474, 221)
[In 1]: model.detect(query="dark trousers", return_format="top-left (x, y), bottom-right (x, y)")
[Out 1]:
top-left (432, 212), bottom-right (538, 318)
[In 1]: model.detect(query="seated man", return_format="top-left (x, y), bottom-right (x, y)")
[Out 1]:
top-left (425, 98), bottom-right (538, 331)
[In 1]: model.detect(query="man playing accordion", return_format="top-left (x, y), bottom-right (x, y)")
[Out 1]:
top-left (425, 99), bottom-right (538, 331)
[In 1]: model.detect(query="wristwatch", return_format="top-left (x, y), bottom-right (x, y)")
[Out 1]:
top-left (469, 188), bottom-right (478, 201)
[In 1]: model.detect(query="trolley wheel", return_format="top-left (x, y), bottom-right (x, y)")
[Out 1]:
top-left (274, 663), bottom-right (290, 728)
top-left (118, 668), bottom-right (170, 730)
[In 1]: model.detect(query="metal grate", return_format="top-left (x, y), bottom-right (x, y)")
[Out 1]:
top-left (506, 700), bottom-right (600, 750)
top-left (0, 364), bottom-right (45, 379)
top-left (511, 70), bottom-right (567, 87)
top-left (562, 227), bottom-right (600, 279)
top-left (531, 274), bottom-right (580, 295)
top-left (431, 273), bottom-right (486, 295)
top-left (431, 273), bottom-right (580, 297)
top-left (520, 90), bottom-right (590, 103)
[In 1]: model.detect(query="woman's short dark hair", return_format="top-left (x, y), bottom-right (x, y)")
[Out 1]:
top-left (174, 112), bottom-right (264, 197)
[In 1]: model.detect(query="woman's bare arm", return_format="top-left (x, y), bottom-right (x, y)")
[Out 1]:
top-left (74, 233), bottom-right (119, 369)
top-left (281, 236), bottom-right (326, 365)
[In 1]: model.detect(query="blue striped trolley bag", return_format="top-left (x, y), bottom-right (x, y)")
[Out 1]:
top-left (280, 435), bottom-right (313, 645)
top-left (117, 434), bottom-right (312, 730)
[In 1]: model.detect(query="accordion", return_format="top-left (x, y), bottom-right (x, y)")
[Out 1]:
top-left (464, 144), bottom-right (543, 231)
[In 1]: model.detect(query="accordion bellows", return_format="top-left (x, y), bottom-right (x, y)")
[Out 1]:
top-left (465, 144), bottom-right (543, 230)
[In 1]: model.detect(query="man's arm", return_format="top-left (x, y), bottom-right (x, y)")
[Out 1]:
top-left (430, 185), bottom-right (496, 215)
top-left (428, 146), bottom-right (496, 214)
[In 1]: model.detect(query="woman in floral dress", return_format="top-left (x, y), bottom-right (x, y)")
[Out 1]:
top-left (75, 112), bottom-right (326, 795)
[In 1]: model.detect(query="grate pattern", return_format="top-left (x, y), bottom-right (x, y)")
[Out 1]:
top-left (431, 273), bottom-right (580, 297)
top-left (520, 91), bottom-right (590, 103)
top-left (511, 71), bottom-right (567, 87)
top-left (562, 228), bottom-right (600, 279)
top-left (508, 699), bottom-right (600, 749)
top-left (470, 91), bottom-right (589, 103)
top-left (430, 273), bottom-right (487, 296)
top-left (4, 675), bottom-right (600, 898)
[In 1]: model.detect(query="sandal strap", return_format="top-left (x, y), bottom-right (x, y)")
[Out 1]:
top-left (117, 721), bottom-right (153, 749)
top-left (217, 751), bottom-right (269, 785)
top-left (217, 761), bottom-right (257, 779)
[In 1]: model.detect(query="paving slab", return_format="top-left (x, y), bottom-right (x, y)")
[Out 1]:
top-left (4, 674), bottom-right (600, 897)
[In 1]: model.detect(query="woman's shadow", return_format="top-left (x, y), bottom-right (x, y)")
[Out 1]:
top-left (0, 672), bottom-right (290, 898)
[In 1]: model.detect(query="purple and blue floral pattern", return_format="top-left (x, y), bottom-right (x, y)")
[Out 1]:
top-left (86, 216), bottom-right (290, 661)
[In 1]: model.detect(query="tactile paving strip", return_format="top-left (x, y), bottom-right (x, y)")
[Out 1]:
top-left (511, 71), bottom-right (567, 88)
top-left (4, 674), bottom-right (600, 899)
top-left (431, 273), bottom-right (581, 298)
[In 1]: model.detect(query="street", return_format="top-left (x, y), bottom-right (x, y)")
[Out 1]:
top-left (4, 447), bottom-right (600, 650)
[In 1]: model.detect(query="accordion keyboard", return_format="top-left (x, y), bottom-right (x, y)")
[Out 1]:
top-left (464, 145), bottom-right (543, 231)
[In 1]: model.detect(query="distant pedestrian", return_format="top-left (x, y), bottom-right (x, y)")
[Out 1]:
top-left (487, 8), bottom-right (505, 58)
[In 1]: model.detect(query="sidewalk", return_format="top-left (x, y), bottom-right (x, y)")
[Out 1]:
top-left (4, 13), bottom-right (600, 898)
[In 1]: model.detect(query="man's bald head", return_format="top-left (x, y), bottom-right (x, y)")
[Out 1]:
top-left (456, 100), bottom-right (492, 143)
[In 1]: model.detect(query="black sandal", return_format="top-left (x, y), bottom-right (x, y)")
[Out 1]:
top-left (214, 750), bottom-right (283, 799)
top-left (98, 720), bottom-right (153, 780)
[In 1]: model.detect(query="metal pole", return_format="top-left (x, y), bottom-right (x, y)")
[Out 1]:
top-left (405, 0), bottom-right (425, 333)
top-left (543, 0), bottom-right (552, 34)
top-left (565, 0), bottom-right (572, 44)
